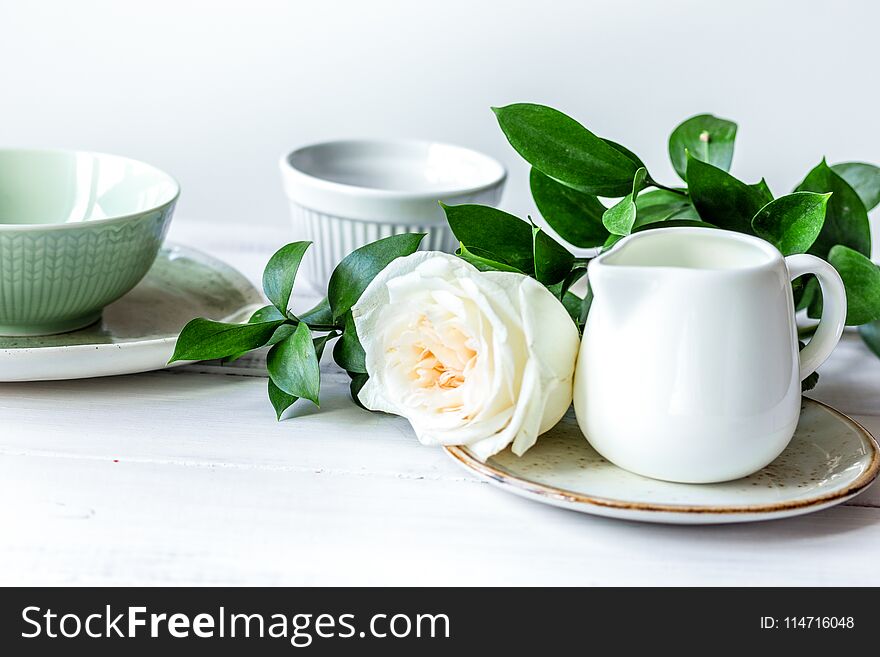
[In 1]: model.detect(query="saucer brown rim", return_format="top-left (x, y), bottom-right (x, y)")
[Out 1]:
top-left (444, 398), bottom-right (880, 516)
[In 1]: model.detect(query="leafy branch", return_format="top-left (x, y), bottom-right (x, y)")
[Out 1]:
top-left (170, 233), bottom-right (425, 418)
top-left (172, 103), bottom-right (880, 418)
top-left (474, 104), bottom-right (880, 389)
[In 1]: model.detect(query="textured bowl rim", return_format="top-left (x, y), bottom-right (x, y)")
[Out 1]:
top-left (279, 138), bottom-right (508, 201)
top-left (0, 148), bottom-right (180, 232)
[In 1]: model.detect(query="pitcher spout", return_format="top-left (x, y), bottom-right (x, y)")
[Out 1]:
top-left (587, 260), bottom-right (660, 324)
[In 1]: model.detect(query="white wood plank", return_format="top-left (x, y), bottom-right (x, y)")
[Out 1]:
top-left (1, 451), bottom-right (879, 586)
top-left (3, 366), bottom-right (873, 500)
top-left (0, 367), bottom-right (468, 484)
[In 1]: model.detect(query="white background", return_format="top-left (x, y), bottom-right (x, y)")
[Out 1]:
top-left (2, 0), bottom-right (879, 247)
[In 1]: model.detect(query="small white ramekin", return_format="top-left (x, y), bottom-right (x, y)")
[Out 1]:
top-left (279, 139), bottom-right (506, 290)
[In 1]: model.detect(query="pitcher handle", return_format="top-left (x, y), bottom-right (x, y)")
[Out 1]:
top-left (786, 254), bottom-right (847, 381)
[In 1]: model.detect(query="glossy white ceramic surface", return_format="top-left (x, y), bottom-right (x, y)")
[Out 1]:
top-left (447, 400), bottom-right (879, 524)
top-left (0, 244), bottom-right (262, 381)
top-left (574, 228), bottom-right (847, 483)
top-left (279, 139), bottom-right (506, 289)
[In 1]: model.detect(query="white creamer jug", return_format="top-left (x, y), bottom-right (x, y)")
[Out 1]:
top-left (573, 227), bottom-right (846, 483)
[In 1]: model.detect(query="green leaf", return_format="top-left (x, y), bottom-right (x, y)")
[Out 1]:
top-left (799, 341), bottom-right (820, 392)
top-left (602, 167), bottom-right (647, 235)
top-left (792, 275), bottom-right (813, 311)
top-left (222, 305), bottom-right (289, 363)
top-left (252, 308), bottom-right (300, 348)
top-left (456, 244), bottom-right (525, 273)
top-left (532, 223), bottom-right (575, 285)
top-left (635, 189), bottom-right (688, 210)
top-left (578, 283), bottom-right (594, 328)
top-left (602, 139), bottom-right (646, 169)
top-left (249, 305), bottom-right (285, 323)
top-left (312, 333), bottom-right (333, 358)
top-left (804, 276), bottom-right (824, 320)
top-left (665, 205), bottom-right (701, 221)
top-left (687, 156), bottom-right (765, 233)
top-left (560, 291), bottom-right (583, 324)
top-left (668, 113), bottom-right (737, 182)
top-left (530, 168), bottom-right (609, 248)
top-left (444, 203), bottom-right (534, 273)
top-left (169, 318), bottom-right (286, 362)
top-left (751, 178), bottom-right (774, 205)
top-left (266, 323), bottom-right (296, 347)
top-left (268, 378), bottom-right (297, 421)
top-left (801, 371), bottom-right (819, 392)
top-left (299, 297), bottom-right (334, 326)
top-left (796, 159), bottom-right (872, 257)
top-left (831, 162), bottom-right (880, 211)
top-left (555, 266), bottom-right (589, 298)
top-left (602, 234), bottom-right (624, 251)
top-left (492, 103), bottom-right (640, 197)
top-left (634, 204), bottom-right (700, 227)
top-left (633, 218), bottom-right (718, 232)
top-left (266, 322), bottom-right (321, 405)
top-left (546, 267), bottom-right (588, 325)
top-left (332, 312), bottom-right (367, 374)
top-left (632, 189), bottom-right (698, 227)
top-left (827, 245), bottom-right (880, 325)
top-left (251, 306), bottom-right (298, 350)
top-left (262, 242), bottom-right (310, 315)
top-left (268, 333), bottom-right (334, 419)
top-left (348, 373), bottom-right (370, 409)
top-left (603, 202), bottom-right (633, 236)
top-left (328, 233), bottom-right (425, 321)
top-left (860, 320), bottom-right (880, 358)
top-left (751, 192), bottom-right (830, 255)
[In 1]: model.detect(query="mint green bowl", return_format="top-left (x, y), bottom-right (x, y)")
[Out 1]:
top-left (0, 149), bottom-right (179, 336)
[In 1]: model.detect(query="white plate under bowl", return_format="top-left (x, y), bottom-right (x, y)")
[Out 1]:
top-left (0, 243), bottom-right (263, 381)
top-left (446, 398), bottom-right (879, 524)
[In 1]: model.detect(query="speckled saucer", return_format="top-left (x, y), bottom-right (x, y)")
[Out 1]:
top-left (0, 244), bottom-right (263, 381)
top-left (446, 399), bottom-right (879, 524)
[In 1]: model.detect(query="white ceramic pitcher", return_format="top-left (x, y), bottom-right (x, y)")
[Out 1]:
top-left (573, 227), bottom-right (847, 483)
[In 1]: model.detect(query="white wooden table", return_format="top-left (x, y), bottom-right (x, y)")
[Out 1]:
top-left (1, 220), bottom-right (879, 586)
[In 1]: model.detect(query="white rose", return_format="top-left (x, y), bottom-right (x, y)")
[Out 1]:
top-left (351, 251), bottom-right (580, 460)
